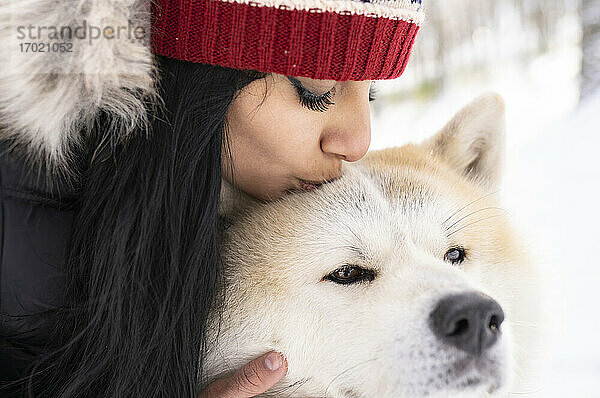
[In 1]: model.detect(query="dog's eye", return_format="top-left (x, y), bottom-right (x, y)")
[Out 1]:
top-left (444, 247), bottom-right (466, 264)
top-left (324, 265), bottom-right (376, 285)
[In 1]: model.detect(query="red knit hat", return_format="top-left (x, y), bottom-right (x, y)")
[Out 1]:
top-left (151, 0), bottom-right (424, 81)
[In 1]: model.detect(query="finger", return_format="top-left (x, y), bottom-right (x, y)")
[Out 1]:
top-left (200, 351), bottom-right (288, 398)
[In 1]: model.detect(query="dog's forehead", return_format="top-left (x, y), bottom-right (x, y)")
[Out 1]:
top-left (320, 161), bottom-right (458, 222)
top-left (237, 156), bottom-right (475, 256)
top-left (276, 162), bottom-right (461, 258)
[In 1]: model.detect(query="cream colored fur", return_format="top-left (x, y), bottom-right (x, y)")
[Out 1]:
top-left (214, 94), bottom-right (542, 397)
top-left (0, 0), bottom-right (156, 173)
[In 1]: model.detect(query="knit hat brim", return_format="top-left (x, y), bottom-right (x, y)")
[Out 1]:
top-left (152, 0), bottom-right (424, 80)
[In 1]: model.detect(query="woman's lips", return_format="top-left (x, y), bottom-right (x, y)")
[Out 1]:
top-left (297, 176), bottom-right (339, 192)
top-left (299, 179), bottom-right (321, 191)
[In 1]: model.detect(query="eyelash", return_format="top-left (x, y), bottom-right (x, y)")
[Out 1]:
top-left (289, 78), bottom-right (335, 112)
top-left (288, 77), bottom-right (377, 113)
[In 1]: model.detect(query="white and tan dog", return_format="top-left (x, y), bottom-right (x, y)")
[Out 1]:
top-left (210, 94), bottom-right (542, 398)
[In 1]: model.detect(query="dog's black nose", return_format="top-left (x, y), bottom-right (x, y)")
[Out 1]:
top-left (429, 292), bottom-right (504, 356)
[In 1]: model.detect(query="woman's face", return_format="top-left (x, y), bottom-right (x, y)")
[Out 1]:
top-left (223, 73), bottom-right (373, 200)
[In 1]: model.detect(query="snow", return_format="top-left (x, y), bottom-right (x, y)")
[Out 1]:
top-left (370, 47), bottom-right (600, 396)
top-left (523, 90), bottom-right (600, 397)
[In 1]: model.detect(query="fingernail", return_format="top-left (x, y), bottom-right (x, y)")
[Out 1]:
top-left (264, 352), bottom-right (282, 371)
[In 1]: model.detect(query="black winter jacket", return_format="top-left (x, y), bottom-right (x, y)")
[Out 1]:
top-left (0, 1), bottom-right (157, 394)
top-left (0, 142), bottom-right (76, 395)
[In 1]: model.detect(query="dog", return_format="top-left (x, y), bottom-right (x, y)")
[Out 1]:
top-left (210, 94), bottom-right (542, 397)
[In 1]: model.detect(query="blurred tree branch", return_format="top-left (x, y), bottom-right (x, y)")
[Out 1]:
top-left (581, 0), bottom-right (600, 99)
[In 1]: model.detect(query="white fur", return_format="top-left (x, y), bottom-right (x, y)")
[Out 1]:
top-left (213, 94), bottom-right (543, 397)
top-left (0, 0), bottom-right (156, 172)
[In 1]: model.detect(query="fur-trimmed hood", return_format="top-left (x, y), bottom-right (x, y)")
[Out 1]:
top-left (0, 0), bottom-right (157, 172)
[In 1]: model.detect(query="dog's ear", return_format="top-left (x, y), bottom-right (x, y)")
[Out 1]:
top-left (422, 93), bottom-right (506, 188)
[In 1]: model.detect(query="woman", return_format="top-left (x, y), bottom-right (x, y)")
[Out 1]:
top-left (0, 0), bottom-right (424, 396)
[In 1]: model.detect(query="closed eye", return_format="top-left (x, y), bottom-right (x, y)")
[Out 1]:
top-left (287, 76), bottom-right (335, 112)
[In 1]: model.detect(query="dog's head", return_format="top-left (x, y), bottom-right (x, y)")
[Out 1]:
top-left (211, 94), bottom-right (540, 397)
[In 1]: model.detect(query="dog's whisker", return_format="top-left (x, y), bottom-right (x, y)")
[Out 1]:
top-left (512, 343), bottom-right (533, 357)
top-left (268, 378), bottom-right (310, 397)
top-left (508, 391), bottom-right (543, 396)
top-left (508, 385), bottom-right (545, 395)
top-left (446, 215), bottom-right (504, 237)
top-left (505, 366), bottom-right (543, 397)
top-left (441, 190), bottom-right (501, 226)
top-left (324, 357), bottom-right (378, 396)
top-left (308, 244), bottom-right (360, 253)
top-left (444, 206), bottom-right (507, 231)
top-left (510, 321), bottom-right (541, 328)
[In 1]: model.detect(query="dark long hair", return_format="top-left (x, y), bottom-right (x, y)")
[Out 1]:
top-left (25, 56), bottom-right (265, 397)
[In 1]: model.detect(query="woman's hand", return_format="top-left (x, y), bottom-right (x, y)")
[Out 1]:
top-left (200, 351), bottom-right (288, 398)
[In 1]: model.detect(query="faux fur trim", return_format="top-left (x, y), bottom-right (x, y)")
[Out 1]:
top-left (0, 0), bottom-right (157, 173)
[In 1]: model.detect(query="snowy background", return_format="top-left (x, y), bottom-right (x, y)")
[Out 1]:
top-left (370, 0), bottom-right (599, 396)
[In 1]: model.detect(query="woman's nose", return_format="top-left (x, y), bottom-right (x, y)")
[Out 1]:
top-left (320, 87), bottom-right (372, 162)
